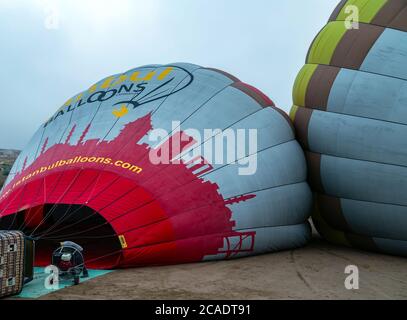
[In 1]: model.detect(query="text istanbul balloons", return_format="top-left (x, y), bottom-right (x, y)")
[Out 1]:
top-left (291, 0), bottom-right (407, 256)
top-left (0, 63), bottom-right (311, 268)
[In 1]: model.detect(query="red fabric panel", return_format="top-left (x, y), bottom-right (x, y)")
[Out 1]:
top-left (24, 205), bottom-right (45, 229)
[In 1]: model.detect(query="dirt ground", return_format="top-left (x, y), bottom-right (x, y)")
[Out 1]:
top-left (39, 235), bottom-right (407, 300)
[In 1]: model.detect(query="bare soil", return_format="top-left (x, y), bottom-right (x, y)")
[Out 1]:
top-left (39, 237), bottom-right (407, 300)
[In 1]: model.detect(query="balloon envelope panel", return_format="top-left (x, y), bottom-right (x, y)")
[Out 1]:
top-left (0, 63), bottom-right (311, 268)
top-left (290, 0), bottom-right (407, 256)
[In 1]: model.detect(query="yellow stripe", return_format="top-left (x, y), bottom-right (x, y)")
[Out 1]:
top-left (292, 64), bottom-right (318, 107)
top-left (158, 67), bottom-right (173, 80)
top-left (63, 97), bottom-right (73, 107)
top-left (336, 0), bottom-right (388, 23)
top-left (130, 70), bottom-right (157, 82)
top-left (113, 74), bottom-right (128, 86)
top-left (75, 93), bottom-right (83, 102)
top-left (118, 235), bottom-right (128, 249)
top-left (289, 105), bottom-right (299, 122)
top-left (100, 76), bottom-right (116, 89)
top-left (88, 84), bottom-right (98, 93)
top-left (307, 22), bottom-right (348, 65)
top-left (142, 71), bottom-right (156, 81)
top-left (130, 71), bottom-right (141, 82)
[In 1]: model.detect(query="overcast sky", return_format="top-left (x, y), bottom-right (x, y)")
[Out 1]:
top-left (0, 0), bottom-right (338, 149)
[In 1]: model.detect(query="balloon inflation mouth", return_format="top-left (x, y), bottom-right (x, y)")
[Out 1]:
top-left (0, 204), bottom-right (122, 269)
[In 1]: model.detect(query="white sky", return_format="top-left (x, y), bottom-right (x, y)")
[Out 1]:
top-left (0, 0), bottom-right (339, 149)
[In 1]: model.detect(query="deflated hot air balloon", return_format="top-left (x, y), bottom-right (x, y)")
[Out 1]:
top-left (0, 63), bottom-right (311, 268)
top-left (290, 0), bottom-right (407, 256)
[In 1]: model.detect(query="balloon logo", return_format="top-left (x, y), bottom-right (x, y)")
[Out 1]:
top-left (112, 105), bottom-right (129, 118)
top-left (114, 66), bottom-right (194, 109)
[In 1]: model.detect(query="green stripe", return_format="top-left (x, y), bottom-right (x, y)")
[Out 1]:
top-left (307, 22), bottom-right (348, 65)
top-left (289, 105), bottom-right (299, 122)
top-left (292, 64), bottom-right (318, 107)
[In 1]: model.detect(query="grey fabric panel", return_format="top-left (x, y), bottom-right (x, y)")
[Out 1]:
top-left (205, 140), bottom-right (307, 198)
top-left (212, 107), bottom-right (294, 155)
top-left (248, 223), bottom-right (311, 254)
top-left (230, 182), bottom-right (312, 229)
top-left (228, 107), bottom-right (295, 148)
top-left (320, 154), bottom-right (407, 206)
top-left (204, 222), bottom-right (311, 261)
top-left (139, 68), bottom-right (236, 146)
top-left (177, 86), bottom-right (262, 134)
top-left (328, 68), bottom-right (407, 125)
top-left (361, 28), bottom-right (407, 80)
top-left (374, 237), bottom-right (407, 257)
top-left (308, 110), bottom-right (407, 166)
top-left (341, 197), bottom-right (407, 241)
top-left (173, 107), bottom-right (295, 170)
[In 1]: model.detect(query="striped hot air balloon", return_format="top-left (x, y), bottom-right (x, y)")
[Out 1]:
top-left (290, 0), bottom-right (407, 256)
top-left (0, 63), bottom-right (311, 268)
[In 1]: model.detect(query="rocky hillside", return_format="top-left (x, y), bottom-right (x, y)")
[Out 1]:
top-left (0, 149), bottom-right (20, 188)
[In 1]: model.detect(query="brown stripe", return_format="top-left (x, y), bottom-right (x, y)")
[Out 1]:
top-left (205, 68), bottom-right (240, 82)
top-left (331, 24), bottom-right (385, 70)
top-left (372, 0), bottom-right (407, 32)
top-left (345, 233), bottom-right (379, 252)
top-left (329, 0), bottom-right (348, 21)
top-left (232, 82), bottom-right (274, 108)
top-left (305, 65), bottom-right (340, 110)
top-left (389, 6), bottom-right (407, 31)
top-left (316, 193), bottom-right (352, 232)
top-left (293, 107), bottom-right (313, 149)
top-left (305, 151), bottom-right (324, 193)
top-left (268, 107), bottom-right (294, 134)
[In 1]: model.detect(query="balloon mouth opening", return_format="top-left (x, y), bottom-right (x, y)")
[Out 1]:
top-left (0, 204), bottom-right (122, 269)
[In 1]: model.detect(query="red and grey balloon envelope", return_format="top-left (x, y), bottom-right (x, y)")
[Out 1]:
top-left (0, 63), bottom-right (311, 268)
top-left (291, 0), bottom-right (407, 256)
